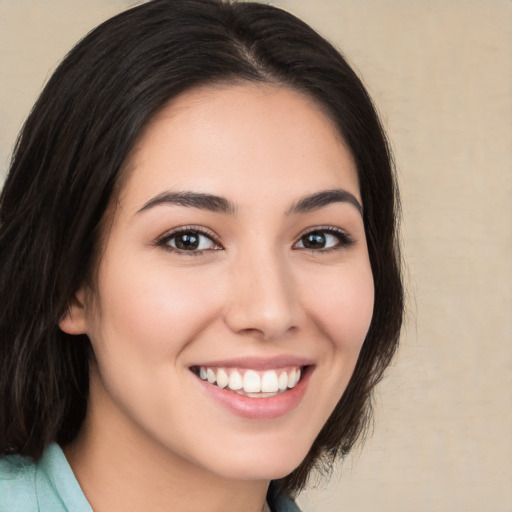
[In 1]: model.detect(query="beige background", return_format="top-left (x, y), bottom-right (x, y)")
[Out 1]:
top-left (1, 1), bottom-right (511, 511)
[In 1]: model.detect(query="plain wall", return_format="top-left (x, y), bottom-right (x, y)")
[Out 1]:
top-left (1, 1), bottom-right (511, 511)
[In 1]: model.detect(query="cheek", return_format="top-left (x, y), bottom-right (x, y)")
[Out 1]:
top-left (89, 260), bottom-right (225, 364)
top-left (281, 260), bottom-right (374, 455)
top-left (303, 260), bottom-right (374, 355)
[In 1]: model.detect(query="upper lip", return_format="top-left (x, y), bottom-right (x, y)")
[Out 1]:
top-left (190, 355), bottom-right (315, 370)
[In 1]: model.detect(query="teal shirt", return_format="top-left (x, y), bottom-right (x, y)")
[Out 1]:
top-left (0, 444), bottom-right (92, 512)
top-left (0, 444), bottom-right (301, 512)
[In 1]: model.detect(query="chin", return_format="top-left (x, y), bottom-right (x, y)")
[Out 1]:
top-left (197, 437), bottom-right (311, 482)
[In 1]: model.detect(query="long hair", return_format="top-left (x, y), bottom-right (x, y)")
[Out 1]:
top-left (0, 0), bottom-right (403, 494)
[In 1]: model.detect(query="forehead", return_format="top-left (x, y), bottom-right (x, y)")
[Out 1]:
top-left (119, 83), bottom-right (360, 212)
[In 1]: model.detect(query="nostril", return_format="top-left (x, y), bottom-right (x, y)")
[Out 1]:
top-left (223, 308), bottom-right (300, 341)
top-left (223, 263), bottom-right (300, 339)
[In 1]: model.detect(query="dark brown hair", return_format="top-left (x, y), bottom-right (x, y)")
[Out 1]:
top-left (0, 0), bottom-right (402, 495)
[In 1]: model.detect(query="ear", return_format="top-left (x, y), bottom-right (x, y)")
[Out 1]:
top-left (59, 288), bottom-right (89, 335)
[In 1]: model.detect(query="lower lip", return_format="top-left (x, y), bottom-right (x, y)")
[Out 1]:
top-left (195, 367), bottom-right (312, 420)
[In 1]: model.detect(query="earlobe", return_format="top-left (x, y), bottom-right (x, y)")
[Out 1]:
top-left (59, 289), bottom-right (89, 335)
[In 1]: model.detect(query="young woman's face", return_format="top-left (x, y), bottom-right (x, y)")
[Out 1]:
top-left (72, 84), bottom-right (374, 481)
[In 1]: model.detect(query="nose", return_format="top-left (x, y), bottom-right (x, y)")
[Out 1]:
top-left (223, 247), bottom-right (302, 340)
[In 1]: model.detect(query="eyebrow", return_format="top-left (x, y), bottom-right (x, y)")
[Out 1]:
top-left (286, 189), bottom-right (363, 216)
top-left (137, 191), bottom-right (237, 215)
top-left (136, 188), bottom-right (362, 217)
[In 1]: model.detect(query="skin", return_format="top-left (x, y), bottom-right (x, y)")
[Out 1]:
top-left (60, 84), bottom-right (374, 512)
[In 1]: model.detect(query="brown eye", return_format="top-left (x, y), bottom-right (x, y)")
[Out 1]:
top-left (174, 232), bottom-right (200, 250)
top-left (294, 229), bottom-right (354, 251)
top-left (164, 230), bottom-right (218, 252)
top-left (301, 232), bottom-right (328, 249)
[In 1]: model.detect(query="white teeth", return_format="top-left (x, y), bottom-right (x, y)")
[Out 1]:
top-left (216, 368), bottom-right (229, 388)
top-left (228, 370), bottom-right (243, 390)
top-left (278, 372), bottom-right (288, 390)
top-left (287, 368), bottom-right (296, 388)
top-left (197, 366), bottom-right (303, 394)
top-left (261, 371), bottom-right (279, 392)
top-left (243, 370), bottom-right (261, 393)
top-left (206, 368), bottom-right (216, 384)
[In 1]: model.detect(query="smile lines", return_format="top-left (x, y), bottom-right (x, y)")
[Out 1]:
top-left (194, 366), bottom-right (303, 397)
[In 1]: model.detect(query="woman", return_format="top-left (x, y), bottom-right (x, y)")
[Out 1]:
top-left (0, 1), bottom-right (403, 511)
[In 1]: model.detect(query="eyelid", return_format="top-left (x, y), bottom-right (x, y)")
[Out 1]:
top-left (156, 225), bottom-right (223, 252)
top-left (293, 225), bottom-right (355, 250)
top-left (154, 224), bottom-right (354, 254)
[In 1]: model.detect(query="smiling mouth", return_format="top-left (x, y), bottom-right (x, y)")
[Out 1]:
top-left (191, 366), bottom-right (305, 398)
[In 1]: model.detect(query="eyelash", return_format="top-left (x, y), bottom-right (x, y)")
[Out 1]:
top-left (157, 226), bottom-right (222, 256)
top-left (293, 226), bottom-right (355, 252)
top-left (156, 225), bottom-right (355, 255)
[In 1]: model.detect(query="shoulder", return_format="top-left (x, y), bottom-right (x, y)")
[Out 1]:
top-left (0, 453), bottom-right (38, 512)
top-left (267, 482), bottom-right (303, 512)
top-left (0, 444), bottom-right (92, 512)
